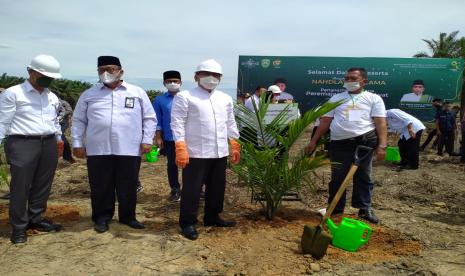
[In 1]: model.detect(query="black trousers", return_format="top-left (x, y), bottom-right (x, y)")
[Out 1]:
top-left (328, 131), bottom-right (377, 213)
top-left (87, 155), bottom-right (140, 223)
top-left (5, 136), bottom-right (57, 230)
top-left (461, 131), bottom-right (465, 162)
top-left (179, 157), bottom-right (227, 228)
top-left (165, 141), bottom-right (180, 193)
top-left (398, 130), bottom-right (423, 169)
top-left (438, 131), bottom-right (455, 155)
top-left (61, 125), bottom-right (73, 162)
top-left (420, 129), bottom-right (438, 150)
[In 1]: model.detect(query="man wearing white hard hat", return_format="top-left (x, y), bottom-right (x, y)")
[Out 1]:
top-left (0, 54), bottom-right (64, 244)
top-left (171, 59), bottom-right (241, 240)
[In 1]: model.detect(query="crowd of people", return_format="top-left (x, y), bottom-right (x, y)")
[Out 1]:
top-left (0, 55), bottom-right (463, 246)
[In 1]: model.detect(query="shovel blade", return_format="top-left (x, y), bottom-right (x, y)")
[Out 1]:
top-left (301, 224), bottom-right (332, 260)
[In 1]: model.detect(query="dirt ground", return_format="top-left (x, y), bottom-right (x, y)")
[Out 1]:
top-left (0, 128), bottom-right (464, 275)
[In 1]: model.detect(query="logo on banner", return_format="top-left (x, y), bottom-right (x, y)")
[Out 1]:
top-left (241, 58), bottom-right (259, 69)
top-left (261, 59), bottom-right (271, 68)
top-left (272, 59), bottom-right (281, 68)
top-left (451, 61), bottom-right (459, 70)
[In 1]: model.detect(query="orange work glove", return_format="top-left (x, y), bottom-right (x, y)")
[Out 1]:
top-left (229, 139), bottom-right (241, 165)
top-left (175, 141), bottom-right (189, 168)
top-left (57, 140), bottom-right (64, 158)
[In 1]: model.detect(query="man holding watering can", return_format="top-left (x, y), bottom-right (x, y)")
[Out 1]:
top-left (153, 70), bottom-right (183, 202)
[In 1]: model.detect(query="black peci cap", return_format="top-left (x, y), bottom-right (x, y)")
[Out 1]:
top-left (98, 56), bottom-right (121, 67)
top-left (163, 70), bottom-right (181, 80)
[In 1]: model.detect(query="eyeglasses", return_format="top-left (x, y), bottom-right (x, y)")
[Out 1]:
top-left (344, 76), bottom-right (362, 81)
top-left (97, 67), bottom-right (121, 74)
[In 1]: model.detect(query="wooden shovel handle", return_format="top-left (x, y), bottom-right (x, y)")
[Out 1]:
top-left (321, 164), bottom-right (359, 224)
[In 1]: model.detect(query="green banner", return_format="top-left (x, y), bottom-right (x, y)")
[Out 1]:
top-left (238, 56), bottom-right (464, 121)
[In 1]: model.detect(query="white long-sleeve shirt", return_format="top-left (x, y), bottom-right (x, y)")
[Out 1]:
top-left (0, 80), bottom-right (61, 141)
top-left (71, 81), bottom-right (157, 156)
top-left (244, 94), bottom-right (260, 112)
top-left (171, 86), bottom-right (240, 158)
top-left (386, 109), bottom-right (425, 139)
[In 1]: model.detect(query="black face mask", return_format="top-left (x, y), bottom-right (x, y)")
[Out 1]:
top-left (36, 76), bottom-right (53, 88)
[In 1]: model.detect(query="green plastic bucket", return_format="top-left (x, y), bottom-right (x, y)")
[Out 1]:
top-left (385, 146), bottom-right (401, 162)
top-left (145, 146), bottom-right (159, 163)
top-left (327, 217), bottom-right (372, 252)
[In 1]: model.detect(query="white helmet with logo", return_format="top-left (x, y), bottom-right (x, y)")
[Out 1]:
top-left (196, 59), bottom-right (222, 75)
top-left (28, 54), bottom-right (62, 79)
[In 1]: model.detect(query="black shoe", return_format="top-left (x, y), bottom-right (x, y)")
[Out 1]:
top-left (181, 225), bottom-right (198, 240)
top-left (136, 184), bottom-right (144, 193)
top-left (398, 165), bottom-right (418, 171)
top-left (28, 219), bottom-right (62, 232)
top-left (168, 191), bottom-right (181, 202)
top-left (10, 229), bottom-right (27, 244)
top-left (0, 192), bottom-right (10, 200)
top-left (204, 217), bottom-right (237, 227)
top-left (358, 209), bottom-right (379, 224)
top-left (120, 219), bottom-right (145, 229)
top-left (94, 222), bottom-right (109, 233)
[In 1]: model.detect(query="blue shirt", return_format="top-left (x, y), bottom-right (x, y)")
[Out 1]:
top-left (153, 91), bottom-right (175, 141)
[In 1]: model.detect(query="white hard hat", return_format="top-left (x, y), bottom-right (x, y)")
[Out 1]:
top-left (268, 85), bottom-right (281, 94)
top-left (28, 54), bottom-right (62, 79)
top-left (196, 59), bottom-right (222, 74)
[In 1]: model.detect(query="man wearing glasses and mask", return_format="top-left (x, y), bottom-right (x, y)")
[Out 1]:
top-left (72, 56), bottom-right (157, 233)
top-left (171, 59), bottom-right (241, 240)
top-left (305, 67), bottom-right (387, 224)
top-left (0, 55), bottom-right (64, 244)
top-left (153, 70), bottom-right (183, 202)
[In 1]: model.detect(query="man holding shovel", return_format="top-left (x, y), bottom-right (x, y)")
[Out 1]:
top-left (305, 67), bottom-right (387, 224)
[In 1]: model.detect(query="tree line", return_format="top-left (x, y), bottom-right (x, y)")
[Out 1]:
top-left (0, 73), bottom-right (163, 108)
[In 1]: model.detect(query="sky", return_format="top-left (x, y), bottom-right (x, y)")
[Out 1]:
top-left (1, 0), bottom-right (464, 95)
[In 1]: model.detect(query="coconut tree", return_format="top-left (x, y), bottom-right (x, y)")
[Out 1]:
top-left (232, 95), bottom-right (341, 219)
top-left (414, 31), bottom-right (462, 58)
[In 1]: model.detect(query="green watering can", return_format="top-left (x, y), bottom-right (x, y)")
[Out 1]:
top-left (326, 217), bottom-right (372, 252)
top-left (385, 146), bottom-right (401, 162)
top-left (145, 146), bottom-right (160, 163)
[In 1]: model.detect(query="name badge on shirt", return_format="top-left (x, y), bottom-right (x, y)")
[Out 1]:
top-left (348, 109), bottom-right (364, 122)
top-left (125, 97), bottom-right (135, 108)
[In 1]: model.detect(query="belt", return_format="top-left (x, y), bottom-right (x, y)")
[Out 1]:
top-left (9, 134), bottom-right (55, 141)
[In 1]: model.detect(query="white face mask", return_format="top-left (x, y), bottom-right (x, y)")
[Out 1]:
top-left (164, 82), bottom-right (181, 92)
top-left (199, 76), bottom-right (220, 90)
top-left (343, 81), bottom-right (361, 92)
top-left (99, 71), bottom-right (120, 84)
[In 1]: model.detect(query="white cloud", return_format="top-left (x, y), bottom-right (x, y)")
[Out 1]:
top-left (0, 0), bottom-right (464, 89)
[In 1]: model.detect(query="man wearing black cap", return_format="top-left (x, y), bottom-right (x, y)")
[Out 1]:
top-left (400, 80), bottom-right (433, 103)
top-left (273, 78), bottom-right (294, 102)
top-left (153, 70), bottom-right (182, 201)
top-left (72, 56), bottom-right (157, 233)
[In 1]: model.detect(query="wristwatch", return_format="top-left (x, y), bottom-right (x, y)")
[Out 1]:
top-left (378, 145), bottom-right (387, 149)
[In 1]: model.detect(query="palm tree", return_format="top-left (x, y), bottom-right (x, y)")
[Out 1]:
top-left (232, 95), bottom-right (341, 219)
top-left (414, 31), bottom-right (461, 58)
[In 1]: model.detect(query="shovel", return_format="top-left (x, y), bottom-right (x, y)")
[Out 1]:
top-left (301, 145), bottom-right (373, 259)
